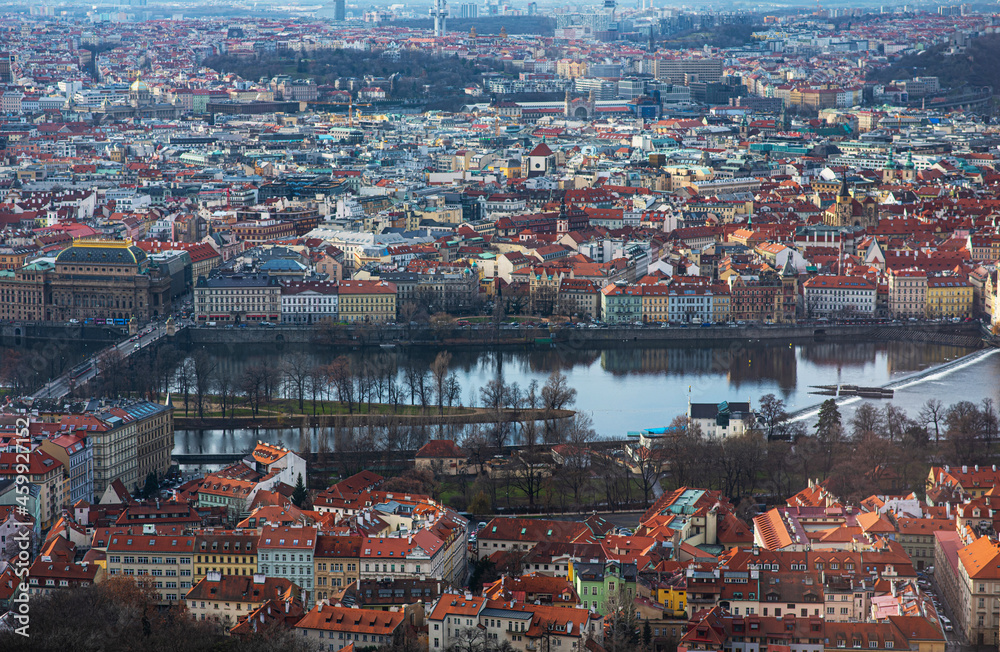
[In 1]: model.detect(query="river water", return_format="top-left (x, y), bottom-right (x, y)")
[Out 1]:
top-left (168, 339), bottom-right (1000, 457)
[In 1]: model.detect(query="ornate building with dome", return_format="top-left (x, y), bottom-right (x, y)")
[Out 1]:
top-left (90, 74), bottom-right (179, 122)
top-left (129, 76), bottom-right (152, 107)
top-left (0, 240), bottom-right (173, 322)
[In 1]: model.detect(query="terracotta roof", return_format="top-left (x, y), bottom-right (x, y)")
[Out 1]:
top-left (295, 604), bottom-right (406, 634)
top-left (416, 439), bottom-right (465, 459)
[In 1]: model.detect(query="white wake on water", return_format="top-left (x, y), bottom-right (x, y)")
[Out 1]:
top-left (786, 347), bottom-right (1000, 424)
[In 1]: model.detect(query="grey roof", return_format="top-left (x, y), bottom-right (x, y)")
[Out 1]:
top-left (197, 273), bottom-right (279, 288)
top-left (56, 244), bottom-right (147, 266)
top-left (689, 402), bottom-right (751, 418)
top-left (259, 259), bottom-right (307, 272)
top-left (480, 608), bottom-right (533, 620)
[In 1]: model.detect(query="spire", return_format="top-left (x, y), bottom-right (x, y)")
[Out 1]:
top-left (781, 255), bottom-right (797, 278)
top-left (838, 173), bottom-right (850, 199)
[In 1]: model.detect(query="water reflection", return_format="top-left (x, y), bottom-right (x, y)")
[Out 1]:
top-left (164, 339), bottom-right (984, 444)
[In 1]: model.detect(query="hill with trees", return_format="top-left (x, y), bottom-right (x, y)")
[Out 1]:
top-left (389, 16), bottom-right (556, 36)
top-left (203, 49), bottom-right (504, 108)
top-left (868, 34), bottom-right (1000, 91)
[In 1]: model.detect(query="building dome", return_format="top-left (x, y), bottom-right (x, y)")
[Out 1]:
top-left (130, 78), bottom-right (150, 93)
top-left (55, 241), bottom-right (148, 267)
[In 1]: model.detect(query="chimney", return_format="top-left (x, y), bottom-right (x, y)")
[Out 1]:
top-left (253, 573), bottom-right (266, 584)
top-left (286, 601), bottom-right (290, 613)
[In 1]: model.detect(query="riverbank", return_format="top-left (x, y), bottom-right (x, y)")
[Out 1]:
top-left (180, 320), bottom-right (985, 348)
top-left (173, 405), bottom-right (575, 429)
top-left (0, 322), bottom-right (125, 346)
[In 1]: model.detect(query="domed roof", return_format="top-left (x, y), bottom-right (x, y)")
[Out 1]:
top-left (56, 243), bottom-right (147, 266)
top-left (130, 78), bottom-right (150, 93)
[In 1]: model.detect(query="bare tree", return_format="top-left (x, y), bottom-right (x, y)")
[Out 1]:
top-left (282, 352), bottom-right (312, 412)
top-left (445, 374), bottom-right (462, 409)
top-left (461, 424), bottom-right (493, 476)
top-left (325, 356), bottom-right (355, 414)
top-left (594, 451), bottom-right (633, 510)
top-left (308, 364), bottom-right (326, 415)
top-left (719, 432), bottom-right (766, 501)
top-left (919, 398), bottom-right (945, 445)
top-left (259, 358), bottom-right (280, 405)
top-left (191, 349), bottom-right (217, 419)
top-left (402, 364), bottom-right (424, 406)
top-left (982, 398), bottom-right (998, 454)
top-left (153, 344), bottom-right (181, 397)
top-left (850, 402), bottom-right (883, 440)
top-left (604, 583), bottom-right (640, 652)
top-left (756, 393), bottom-right (788, 440)
top-left (634, 436), bottom-right (667, 508)
top-left (214, 366), bottom-right (237, 419)
top-left (174, 355), bottom-right (194, 417)
top-left (881, 404), bottom-right (912, 444)
top-left (445, 622), bottom-right (489, 652)
top-left (239, 364), bottom-right (265, 417)
top-left (556, 413), bottom-right (596, 507)
top-left (507, 418), bottom-right (548, 508)
top-left (540, 370), bottom-right (577, 441)
top-left (945, 400), bottom-right (984, 464)
top-left (430, 351), bottom-right (452, 414)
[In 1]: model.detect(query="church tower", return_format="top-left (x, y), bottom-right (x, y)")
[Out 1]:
top-left (834, 174), bottom-right (853, 226)
top-left (780, 255), bottom-right (798, 323)
top-left (882, 146), bottom-right (897, 183)
top-left (900, 150), bottom-right (916, 183)
top-left (826, 173), bottom-right (878, 230)
top-left (556, 195), bottom-right (569, 234)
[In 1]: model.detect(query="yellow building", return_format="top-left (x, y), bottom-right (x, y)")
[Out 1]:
top-left (925, 276), bottom-right (972, 319)
top-left (314, 535), bottom-right (362, 604)
top-left (338, 280), bottom-right (397, 323)
top-left (193, 530), bottom-right (259, 585)
top-left (557, 59), bottom-right (588, 79)
top-left (655, 584), bottom-right (688, 618)
top-left (712, 286), bottom-right (731, 323)
top-left (489, 159), bottom-right (523, 180)
top-left (640, 285), bottom-right (670, 323)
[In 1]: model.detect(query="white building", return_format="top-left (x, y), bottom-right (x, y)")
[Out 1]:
top-left (688, 400), bottom-right (757, 439)
top-left (803, 275), bottom-right (876, 317)
top-left (280, 280), bottom-right (339, 324)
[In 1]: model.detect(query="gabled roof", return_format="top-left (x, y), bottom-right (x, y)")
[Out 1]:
top-left (416, 439), bottom-right (465, 459)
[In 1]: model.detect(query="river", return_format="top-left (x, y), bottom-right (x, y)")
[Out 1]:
top-left (166, 338), bottom-right (1000, 457)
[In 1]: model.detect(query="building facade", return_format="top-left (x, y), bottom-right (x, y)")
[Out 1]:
top-left (194, 273), bottom-right (282, 324)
